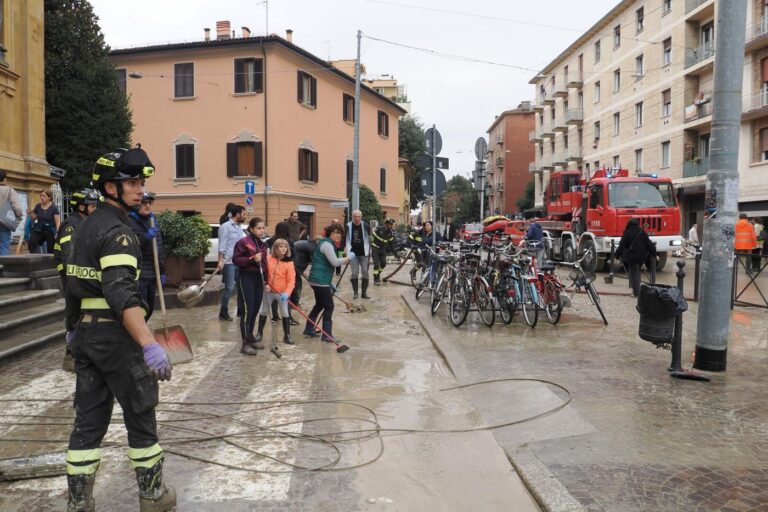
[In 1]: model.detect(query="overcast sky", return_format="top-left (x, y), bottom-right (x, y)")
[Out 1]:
top-left (89, 0), bottom-right (618, 180)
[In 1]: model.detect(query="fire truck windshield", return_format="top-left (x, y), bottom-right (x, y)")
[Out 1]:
top-left (607, 182), bottom-right (676, 208)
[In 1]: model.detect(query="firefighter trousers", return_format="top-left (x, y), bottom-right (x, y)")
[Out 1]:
top-left (371, 246), bottom-right (387, 279)
top-left (68, 318), bottom-right (159, 453)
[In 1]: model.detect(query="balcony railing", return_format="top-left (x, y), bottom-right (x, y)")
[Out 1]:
top-left (554, 83), bottom-right (569, 98)
top-left (540, 158), bottom-right (553, 169)
top-left (748, 16), bottom-right (768, 44)
top-left (685, 43), bottom-right (715, 69)
top-left (496, 157), bottom-right (504, 168)
top-left (552, 153), bottom-right (567, 166)
top-left (539, 123), bottom-right (554, 137)
top-left (683, 157), bottom-right (709, 178)
top-left (528, 162), bottom-right (540, 173)
top-left (566, 72), bottom-right (584, 88)
top-left (685, 0), bottom-right (709, 14)
top-left (529, 130), bottom-right (540, 143)
top-left (566, 147), bottom-right (583, 161)
top-left (743, 89), bottom-right (768, 113)
top-left (565, 109), bottom-right (584, 124)
top-left (684, 101), bottom-right (712, 122)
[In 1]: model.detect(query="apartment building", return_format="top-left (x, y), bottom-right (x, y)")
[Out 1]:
top-left (362, 75), bottom-right (412, 115)
top-left (110, 24), bottom-right (405, 235)
top-left (486, 102), bottom-right (535, 215)
top-left (530, 0), bottom-right (768, 232)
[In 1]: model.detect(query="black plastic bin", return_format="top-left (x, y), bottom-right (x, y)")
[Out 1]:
top-left (636, 283), bottom-right (688, 343)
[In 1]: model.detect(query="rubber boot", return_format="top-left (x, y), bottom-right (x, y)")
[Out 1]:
top-left (289, 312), bottom-right (300, 326)
top-left (240, 339), bottom-right (257, 355)
top-left (254, 315), bottom-right (267, 342)
top-left (373, 273), bottom-right (381, 286)
top-left (249, 334), bottom-right (265, 350)
top-left (62, 347), bottom-right (75, 373)
top-left (303, 317), bottom-right (319, 337)
top-left (136, 458), bottom-right (177, 512)
top-left (351, 279), bottom-right (359, 299)
top-left (321, 319), bottom-right (339, 343)
top-left (282, 318), bottom-right (295, 344)
top-left (271, 301), bottom-right (279, 322)
top-left (67, 474), bottom-right (96, 512)
top-left (361, 279), bottom-right (371, 299)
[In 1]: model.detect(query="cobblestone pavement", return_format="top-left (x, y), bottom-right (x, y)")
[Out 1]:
top-left (0, 281), bottom-right (538, 511)
top-left (395, 260), bottom-right (768, 512)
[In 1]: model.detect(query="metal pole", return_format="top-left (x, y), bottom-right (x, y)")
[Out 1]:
top-left (479, 164), bottom-right (485, 221)
top-left (352, 30), bottom-right (362, 212)
top-left (671, 260), bottom-right (711, 382)
top-left (432, 124), bottom-right (436, 250)
top-left (265, 0), bottom-right (269, 35)
top-left (694, 2), bottom-right (747, 373)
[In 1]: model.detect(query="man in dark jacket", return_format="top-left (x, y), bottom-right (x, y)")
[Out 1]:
top-left (292, 238), bottom-right (317, 309)
top-left (615, 218), bottom-right (657, 296)
top-left (129, 192), bottom-right (165, 319)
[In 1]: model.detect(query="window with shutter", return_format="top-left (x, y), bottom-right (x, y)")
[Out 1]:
top-left (380, 168), bottom-right (387, 193)
top-left (377, 111), bottom-right (389, 137)
top-left (234, 58), bottom-right (263, 93)
top-left (761, 128), bottom-right (768, 161)
top-left (662, 89), bottom-right (672, 118)
top-left (116, 69), bottom-right (127, 95)
top-left (346, 160), bottom-right (353, 199)
top-left (299, 149), bottom-right (319, 182)
top-left (174, 63), bottom-right (194, 98)
top-left (343, 94), bottom-right (355, 123)
top-left (175, 144), bottom-right (195, 178)
top-left (297, 71), bottom-right (317, 107)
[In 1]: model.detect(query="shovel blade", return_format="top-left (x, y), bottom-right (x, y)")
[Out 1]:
top-left (154, 325), bottom-right (193, 365)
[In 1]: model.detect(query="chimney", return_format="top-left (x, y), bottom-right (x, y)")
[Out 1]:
top-left (204, 28), bottom-right (210, 42)
top-left (216, 20), bottom-right (231, 40)
top-left (242, 26), bottom-right (251, 38)
top-left (286, 29), bottom-right (293, 43)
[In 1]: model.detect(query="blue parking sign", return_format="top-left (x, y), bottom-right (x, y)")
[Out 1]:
top-left (245, 180), bottom-right (255, 195)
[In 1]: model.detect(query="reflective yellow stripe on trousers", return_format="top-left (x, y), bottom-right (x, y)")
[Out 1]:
top-left (128, 443), bottom-right (163, 468)
top-left (66, 448), bottom-right (101, 475)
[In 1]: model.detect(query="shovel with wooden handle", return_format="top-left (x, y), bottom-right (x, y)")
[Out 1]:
top-left (150, 216), bottom-right (193, 364)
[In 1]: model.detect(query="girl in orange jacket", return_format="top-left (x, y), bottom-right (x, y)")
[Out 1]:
top-left (256, 238), bottom-right (296, 344)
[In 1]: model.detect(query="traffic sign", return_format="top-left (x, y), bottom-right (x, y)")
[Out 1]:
top-left (246, 206), bottom-right (254, 214)
top-left (435, 157), bottom-right (449, 170)
top-left (414, 154), bottom-right (432, 170)
top-left (424, 127), bottom-right (442, 156)
top-left (475, 137), bottom-right (488, 161)
top-left (330, 200), bottom-right (350, 209)
top-left (245, 195), bottom-right (254, 206)
top-left (420, 169), bottom-right (446, 197)
top-left (244, 180), bottom-right (255, 195)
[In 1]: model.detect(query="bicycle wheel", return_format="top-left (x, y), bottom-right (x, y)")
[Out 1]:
top-left (498, 292), bottom-right (514, 325)
top-left (415, 268), bottom-right (430, 299)
top-left (431, 274), bottom-right (447, 315)
top-left (474, 278), bottom-right (495, 327)
top-left (543, 281), bottom-right (563, 325)
top-left (449, 277), bottom-right (470, 327)
top-left (410, 264), bottom-right (420, 288)
top-left (521, 281), bottom-right (539, 328)
top-left (587, 283), bottom-right (608, 326)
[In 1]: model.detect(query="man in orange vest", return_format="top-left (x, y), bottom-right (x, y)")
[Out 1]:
top-left (734, 213), bottom-right (757, 273)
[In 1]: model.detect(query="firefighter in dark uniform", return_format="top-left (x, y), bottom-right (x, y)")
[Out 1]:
top-left (371, 218), bottom-right (395, 285)
top-left (55, 188), bottom-right (99, 373)
top-left (64, 146), bottom-right (175, 512)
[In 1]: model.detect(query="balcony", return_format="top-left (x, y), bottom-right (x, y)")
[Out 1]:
top-left (685, 43), bottom-right (715, 70)
top-left (529, 130), bottom-right (542, 143)
top-left (685, 0), bottom-right (709, 14)
top-left (496, 157), bottom-right (504, 168)
top-left (554, 83), bottom-right (569, 98)
top-left (684, 101), bottom-right (712, 125)
top-left (552, 153), bottom-right (567, 167)
top-left (683, 157), bottom-right (709, 178)
top-left (746, 17), bottom-right (768, 52)
top-left (533, 102), bottom-right (544, 113)
top-left (496, 182), bottom-right (504, 191)
top-left (539, 124), bottom-right (554, 138)
top-left (553, 118), bottom-right (568, 132)
top-left (565, 109), bottom-right (584, 125)
top-left (566, 148), bottom-right (583, 162)
top-left (742, 89), bottom-right (768, 120)
top-left (540, 158), bottom-right (554, 170)
top-left (528, 162), bottom-right (541, 173)
top-left (566, 72), bottom-right (584, 89)
top-left (495, 137), bottom-right (504, 145)
top-left (686, 0), bottom-right (714, 21)
top-left (538, 85), bottom-right (555, 105)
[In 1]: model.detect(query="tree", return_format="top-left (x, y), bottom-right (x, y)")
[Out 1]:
top-left (359, 184), bottom-right (383, 224)
top-left (516, 178), bottom-right (536, 212)
top-left (438, 175), bottom-right (480, 226)
top-left (399, 115), bottom-right (427, 209)
top-left (45, 0), bottom-right (133, 191)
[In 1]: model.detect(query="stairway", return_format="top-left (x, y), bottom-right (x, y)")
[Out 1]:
top-left (0, 256), bottom-right (66, 360)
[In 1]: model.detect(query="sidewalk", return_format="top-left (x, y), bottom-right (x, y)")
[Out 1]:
top-left (395, 262), bottom-right (768, 512)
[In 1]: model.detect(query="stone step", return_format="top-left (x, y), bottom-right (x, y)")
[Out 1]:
top-left (0, 302), bottom-right (66, 339)
top-left (0, 321), bottom-right (67, 361)
top-left (0, 277), bottom-right (31, 296)
top-left (0, 289), bottom-right (61, 315)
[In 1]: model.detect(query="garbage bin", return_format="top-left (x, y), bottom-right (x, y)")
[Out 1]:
top-left (636, 283), bottom-right (688, 343)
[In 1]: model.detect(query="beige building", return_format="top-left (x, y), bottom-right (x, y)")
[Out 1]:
top-left (362, 75), bottom-right (411, 115)
top-left (110, 24), bottom-right (405, 236)
top-left (0, 0), bottom-right (53, 197)
top-left (530, 0), bottom-right (768, 232)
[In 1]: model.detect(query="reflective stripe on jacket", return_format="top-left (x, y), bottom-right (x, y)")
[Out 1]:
top-left (734, 219), bottom-right (757, 250)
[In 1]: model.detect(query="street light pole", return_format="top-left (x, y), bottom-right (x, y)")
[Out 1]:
top-left (352, 30), bottom-right (362, 212)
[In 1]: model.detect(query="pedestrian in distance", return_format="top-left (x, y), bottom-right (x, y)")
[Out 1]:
top-left (688, 223), bottom-right (699, 247)
top-left (419, 220), bottom-right (442, 285)
top-left (524, 220), bottom-right (545, 264)
top-left (752, 217), bottom-right (764, 273)
top-left (63, 146), bottom-right (175, 512)
top-left (232, 217), bottom-right (269, 354)
top-left (27, 188), bottom-right (61, 254)
top-left (346, 210), bottom-right (371, 299)
top-left (372, 218), bottom-right (396, 285)
top-left (303, 223), bottom-right (352, 342)
top-left (287, 210), bottom-right (307, 241)
top-left (129, 192), bottom-right (166, 321)
top-left (217, 204), bottom-right (247, 321)
top-left (734, 212), bottom-right (757, 274)
top-left (256, 238), bottom-right (296, 345)
top-left (615, 218), bottom-right (657, 297)
top-left (0, 170), bottom-right (23, 256)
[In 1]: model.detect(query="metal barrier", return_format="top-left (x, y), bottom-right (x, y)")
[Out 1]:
top-left (731, 251), bottom-right (768, 309)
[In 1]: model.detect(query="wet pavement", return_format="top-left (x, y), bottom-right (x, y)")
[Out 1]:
top-left (0, 280), bottom-right (538, 511)
top-left (396, 259), bottom-right (768, 512)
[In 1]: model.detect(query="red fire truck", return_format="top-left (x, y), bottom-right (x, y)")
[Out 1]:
top-left (536, 166), bottom-right (683, 273)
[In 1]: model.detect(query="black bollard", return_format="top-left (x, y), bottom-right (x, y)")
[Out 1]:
top-left (604, 239), bottom-right (616, 284)
top-left (670, 260), bottom-right (710, 382)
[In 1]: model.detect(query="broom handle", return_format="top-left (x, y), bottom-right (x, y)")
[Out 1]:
top-left (150, 217), bottom-right (167, 330)
top-left (287, 300), bottom-right (334, 340)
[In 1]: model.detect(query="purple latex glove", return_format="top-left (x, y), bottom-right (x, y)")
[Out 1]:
top-left (280, 292), bottom-right (289, 302)
top-left (142, 342), bottom-right (172, 381)
top-left (66, 330), bottom-right (75, 346)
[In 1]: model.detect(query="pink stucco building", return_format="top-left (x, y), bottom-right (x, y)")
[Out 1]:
top-left (109, 24), bottom-right (405, 235)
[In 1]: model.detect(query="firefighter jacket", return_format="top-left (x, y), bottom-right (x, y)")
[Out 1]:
top-left (407, 228), bottom-right (422, 247)
top-left (734, 218), bottom-right (757, 251)
top-left (371, 225), bottom-right (394, 251)
top-left (65, 203), bottom-right (146, 329)
top-left (53, 213), bottom-right (85, 275)
top-left (128, 211), bottom-right (165, 279)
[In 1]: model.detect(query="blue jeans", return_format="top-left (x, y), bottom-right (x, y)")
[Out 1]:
top-left (0, 227), bottom-right (10, 256)
top-left (220, 264), bottom-right (239, 316)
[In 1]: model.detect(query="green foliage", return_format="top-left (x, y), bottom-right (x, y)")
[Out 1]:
top-left (156, 211), bottom-right (211, 258)
top-left (359, 185), bottom-right (383, 224)
top-left (398, 116), bottom-right (428, 209)
top-left (45, 0), bottom-right (133, 191)
top-left (516, 179), bottom-right (536, 212)
top-left (438, 175), bottom-right (480, 226)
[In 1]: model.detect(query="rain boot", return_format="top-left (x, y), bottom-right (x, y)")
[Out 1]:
top-left (67, 474), bottom-right (96, 512)
top-left (361, 278), bottom-right (371, 299)
top-left (282, 318), bottom-right (295, 345)
top-left (373, 273), bottom-right (381, 286)
top-left (289, 312), bottom-right (300, 326)
top-left (240, 338), bottom-right (257, 355)
top-left (249, 334), bottom-right (265, 350)
top-left (271, 301), bottom-right (279, 322)
top-left (303, 318), bottom-right (319, 337)
top-left (136, 458), bottom-right (177, 512)
top-left (254, 315), bottom-right (267, 342)
top-left (351, 279), bottom-right (359, 299)
top-left (321, 319), bottom-right (339, 343)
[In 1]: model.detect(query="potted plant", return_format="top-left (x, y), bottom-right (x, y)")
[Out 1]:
top-left (156, 211), bottom-right (211, 286)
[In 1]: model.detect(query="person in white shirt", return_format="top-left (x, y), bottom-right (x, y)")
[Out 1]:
top-left (217, 205), bottom-right (247, 320)
top-left (688, 224), bottom-right (699, 247)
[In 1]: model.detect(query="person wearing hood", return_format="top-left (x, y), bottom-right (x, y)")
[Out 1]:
top-left (128, 192), bottom-right (165, 320)
top-left (615, 218), bottom-right (657, 297)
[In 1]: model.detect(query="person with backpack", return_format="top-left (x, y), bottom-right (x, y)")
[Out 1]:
top-left (615, 218), bottom-right (657, 297)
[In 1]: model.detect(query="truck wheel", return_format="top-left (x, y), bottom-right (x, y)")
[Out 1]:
top-left (580, 239), bottom-right (606, 273)
top-left (656, 252), bottom-right (668, 271)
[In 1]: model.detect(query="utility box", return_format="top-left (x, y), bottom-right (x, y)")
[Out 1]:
top-left (636, 283), bottom-right (688, 343)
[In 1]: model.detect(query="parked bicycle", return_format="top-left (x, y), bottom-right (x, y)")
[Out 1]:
top-left (560, 248), bottom-right (607, 326)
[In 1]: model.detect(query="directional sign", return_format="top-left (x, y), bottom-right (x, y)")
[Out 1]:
top-left (435, 157), bottom-right (449, 170)
top-left (414, 154), bottom-right (432, 170)
top-left (424, 127), bottom-right (443, 156)
top-left (475, 137), bottom-right (488, 161)
top-left (330, 200), bottom-right (350, 209)
top-left (420, 169), bottom-right (446, 197)
top-left (244, 180), bottom-right (255, 195)
top-left (245, 195), bottom-right (254, 206)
